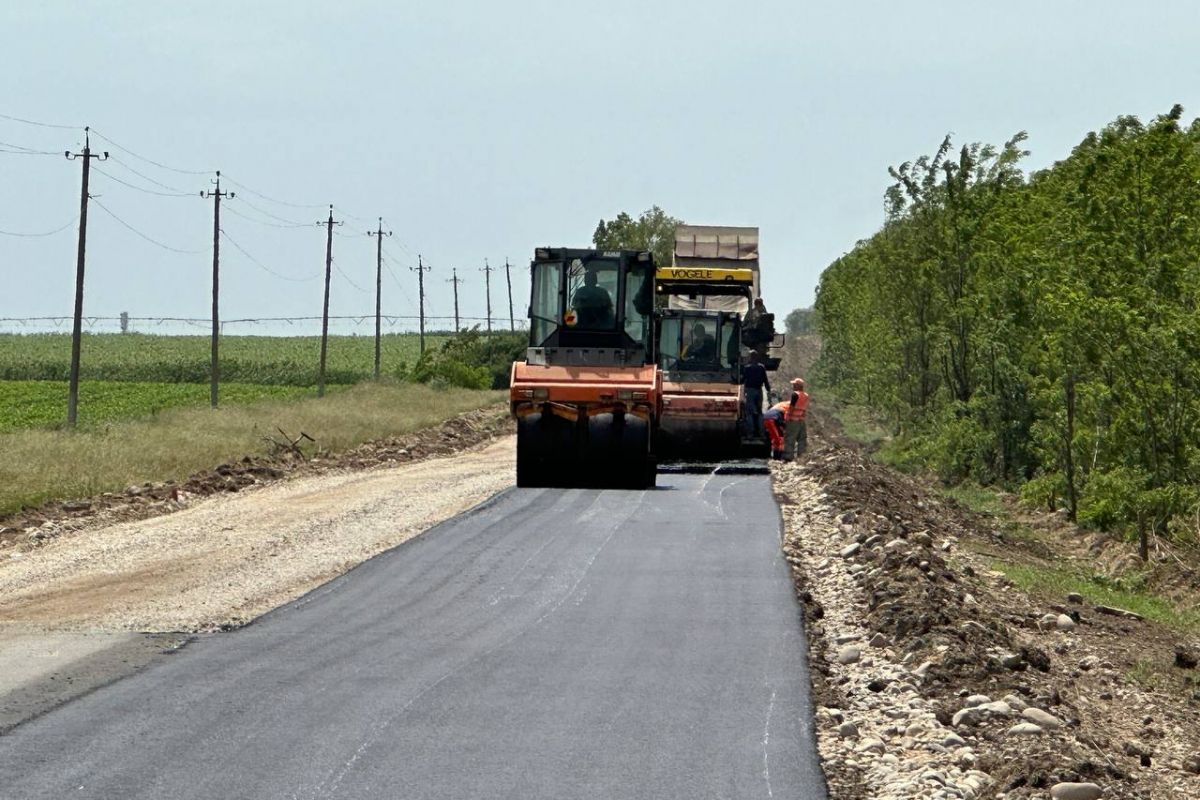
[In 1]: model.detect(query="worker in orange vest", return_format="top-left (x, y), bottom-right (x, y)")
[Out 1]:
top-left (782, 377), bottom-right (809, 460)
top-left (763, 403), bottom-right (786, 459)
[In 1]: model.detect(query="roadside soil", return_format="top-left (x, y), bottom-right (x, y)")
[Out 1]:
top-left (0, 407), bottom-right (515, 731)
top-left (775, 406), bottom-right (1200, 799)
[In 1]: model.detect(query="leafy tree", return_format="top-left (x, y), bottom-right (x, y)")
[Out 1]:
top-left (592, 206), bottom-right (681, 268)
top-left (813, 105), bottom-right (1200, 553)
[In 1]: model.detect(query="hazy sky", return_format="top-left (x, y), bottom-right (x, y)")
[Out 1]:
top-left (3, 1), bottom-right (1198, 336)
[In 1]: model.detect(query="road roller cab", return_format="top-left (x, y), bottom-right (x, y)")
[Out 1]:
top-left (510, 247), bottom-right (659, 488)
top-left (655, 308), bottom-right (745, 458)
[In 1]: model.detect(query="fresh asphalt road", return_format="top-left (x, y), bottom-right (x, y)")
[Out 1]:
top-left (0, 474), bottom-right (828, 799)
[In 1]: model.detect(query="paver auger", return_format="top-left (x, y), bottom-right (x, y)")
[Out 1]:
top-left (510, 248), bottom-right (659, 489)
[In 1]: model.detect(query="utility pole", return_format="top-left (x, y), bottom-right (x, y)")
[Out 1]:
top-left (367, 218), bottom-right (391, 380)
top-left (412, 255), bottom-right (431, 353)
top-left (504, 257), bottom-right (515, 332)
top-left (447, 268), bottom-right (463, 332)
top-left (481, 259), bottom-right (494, 336)
top-left (315, 205), bottom-right (343, 397)
top-left (201, 171), bottom-right (233, 408)
top-left (64, 127), bottom-right (108, 427)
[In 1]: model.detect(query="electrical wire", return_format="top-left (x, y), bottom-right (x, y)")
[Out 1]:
top-left (93, 166), bottom-right (193, 197)
top-left (0, 111), bottom-right (78, 130)
top-left (106, 156), bottom-right (192, 193)
top-left (222, 202), bottom-right (311, 229)
top-left (220, 175), bottom-right (327, 210)
top-left (87, 128), bottom-right (211, 176)
top-left (0, 138), bottom-right (59, 155)
top-left (91, 198), bottom-right (209, 254)
top-left (233, 195), bottom-right (313, 226)
top-left (332, 259), bottom-right (369, 293)
top-left (219, 228), bottom-right (321, 282)
top-left (0, 216), bottom-right (78, 237)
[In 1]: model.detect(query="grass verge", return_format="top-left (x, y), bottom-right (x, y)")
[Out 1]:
top-left (0, 382), bottom-right (504, 517)
top-left (992, 560), bottom-right (1200, 634)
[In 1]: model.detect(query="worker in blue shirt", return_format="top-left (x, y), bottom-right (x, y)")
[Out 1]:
top-left (742, 349), bottom-right (770, 437)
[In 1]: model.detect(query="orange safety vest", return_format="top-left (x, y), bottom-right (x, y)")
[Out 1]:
top-left (779, 391), bottom-right (808, 421)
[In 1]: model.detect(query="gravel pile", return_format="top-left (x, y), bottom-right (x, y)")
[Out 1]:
top-left (773, 434), bottom-right (1200, 799)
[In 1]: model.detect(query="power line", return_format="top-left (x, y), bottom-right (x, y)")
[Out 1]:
top-left (219, 228), bottom-right (321, 282)
top-left (333, 258), bottom-right (369, 293)
top-left (0, 216), bottom-right (78, 237)
top-left (0, 111), bottom-right (78, 130)
top-left (106, 155), bottom-right (190, 193)
top-left (91, 197), bottom-right (208, 254)
top-left (222, 202), bottom-right (311, 229)
top-left (220, 175), bottom-right (327, 210)
top-left (0, 138), bottom-right (59, 155)
top-left (87, 127), bottom-right (211, 176)
top-left (233, 195), bottom-right (312, 225)
top-left (93, 165), bottom-right (192, 197)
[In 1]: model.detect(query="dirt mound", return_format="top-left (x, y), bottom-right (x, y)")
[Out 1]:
top-left (776, 407), bottom-right (1200, 799)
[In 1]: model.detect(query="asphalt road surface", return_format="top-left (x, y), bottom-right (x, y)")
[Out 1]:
top-left (0, 474), bottom-right (827, 799)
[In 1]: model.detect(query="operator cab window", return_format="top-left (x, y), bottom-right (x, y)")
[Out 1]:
top-left (565, 258), bottom-right (619, 331)
top-left (681, 318), bottom-right (719, 369)
top-left (530, 261), bottom-right (562, 345)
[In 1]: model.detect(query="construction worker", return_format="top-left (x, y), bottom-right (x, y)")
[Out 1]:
top-left (763, 403), bottom-right (786, 459)
top-left (742, 349), bottom-right (770, 437)
top-left (781, 377), bottom-right (809, 460)
top-left (571, 267), bottom-right (614, 327)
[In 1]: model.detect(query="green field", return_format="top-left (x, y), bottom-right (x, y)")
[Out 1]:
top-left (0, 332), bottom-right (456, 433)
top-left (0, 332), bottom-right (448, 386)
top-left (0, 380), bottom-right (322, 433)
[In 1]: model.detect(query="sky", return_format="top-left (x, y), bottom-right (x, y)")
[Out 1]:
top-left (2, 0), bottom-right (1199, 336)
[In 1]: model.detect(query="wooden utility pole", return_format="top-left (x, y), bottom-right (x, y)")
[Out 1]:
top-left (447, 268), bottom-right (463, 332)
top-left (201, 171), bottom-right (233, 408)
top-left (315, 205), bottom-right (343, 397)
top-left (64, 127), bottom-right (108, 427)
top-left (504, 257), bottom-right (515, 332)
top-left (367, 218), bottom-right (391, 379)
top-left (412, 255), bottom-right (431, 353)
top-left (481, 259), bottom-right (494, 336)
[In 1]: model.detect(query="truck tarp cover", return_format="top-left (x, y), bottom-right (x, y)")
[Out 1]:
top-left (670, 225), bottom-right (759, 312)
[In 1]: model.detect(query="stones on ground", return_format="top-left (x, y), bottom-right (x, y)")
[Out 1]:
top-left (836, 646), bottom-right (861, 665)
top-left (1049, 782), bottom-right (1103, 800)
top-left (869, 632), bottom-right (889, 648)
top-left (1002, 693), bottom-right (1028, 711)
top-left (1095, 604), bottom-right (1143, 621)
top-left (1067, 592), bottom-right (1084, 604)
top-left (978, 700), bottom-right (1012, 716)
top-left (1078, 655), bottom-right (1100, 671)
top-left (1040, 612), bottom-right (1061, 629)
top-left (942, 732), bottom-right (966, 748)
top-left (857, 737), bottom-right (885, 754)
top-left (1182, 754), bottom-right (1200, 774)
top-left (1056, 613), bottom-right (1076, 632)
top-left (999, 651), bottom-right (1025, 670)
top-left (1174, 643), bottom-right (1199, 669)
top-left (836, 720), bottom-right (858, 739)
top-left (1007, 722), bottom-right (1044, 736)
top-left (1022, 707), bottom-right (1063, 728)
top-left (964, 694), bottom-right (991, 708)
top-left (840, 543), bottom-right (861, 558)
top-left (952, 707), bottom-right (985, 728)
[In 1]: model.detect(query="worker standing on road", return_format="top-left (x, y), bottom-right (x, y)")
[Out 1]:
top-left (763, 403), bottom-right (786, 459)
top-left (742, 350), bottom-right (770, 437)
top-left (782, 377), bottom-right (809, 460)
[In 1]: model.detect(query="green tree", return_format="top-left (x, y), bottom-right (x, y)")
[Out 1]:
top-left (592, 206), bottom-right (682, 268)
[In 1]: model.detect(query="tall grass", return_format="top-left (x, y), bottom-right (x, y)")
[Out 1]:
top-left (0, 383), bottom-right (504, 516)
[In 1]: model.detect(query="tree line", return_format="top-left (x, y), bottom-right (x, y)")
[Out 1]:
top-left (814, 104), bottom-right (1200, 553)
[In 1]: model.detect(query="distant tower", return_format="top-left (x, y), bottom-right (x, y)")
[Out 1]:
top-left (120, 311), bottom-right (129, 333)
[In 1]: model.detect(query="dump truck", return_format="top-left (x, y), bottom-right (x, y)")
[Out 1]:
top-left (655, 225), bottom-right (782, 459)
top-left (510, 247), bottom-right (659, 489)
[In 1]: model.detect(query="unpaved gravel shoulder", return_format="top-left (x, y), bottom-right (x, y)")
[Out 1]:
top-left (774, 415), bottom-right (1200, 800)
top-left (0, 434), bottom-right (515, 731)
